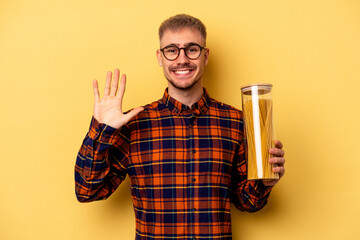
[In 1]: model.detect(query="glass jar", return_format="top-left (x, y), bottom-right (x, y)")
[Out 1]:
top-left (241, 83), bottom-right (279, 180)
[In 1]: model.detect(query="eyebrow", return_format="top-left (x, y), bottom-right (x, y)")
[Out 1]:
top-left (162, 42), bottom-right (200, 48)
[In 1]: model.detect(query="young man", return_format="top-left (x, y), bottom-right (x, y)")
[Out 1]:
top-left (75, 14), bottom-right (285, 240)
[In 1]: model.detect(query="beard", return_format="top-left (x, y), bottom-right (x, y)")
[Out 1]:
top-left (165, 74), bottom-right (201, 91)
top-left (164, 63), bottom-right (202, 91)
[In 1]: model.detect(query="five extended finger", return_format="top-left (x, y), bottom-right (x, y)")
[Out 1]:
top-left (122, 107), bottom-right (144, 123)
top-left (118, 74), bottom-right (126, 101)
top-left (93, 79), bottom-right (100, 102)
top-left (110, 69), bottom-right (120, 96)
top-left (104, 71), bottom-right (112, 96)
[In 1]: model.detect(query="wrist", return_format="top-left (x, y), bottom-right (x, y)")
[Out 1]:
top-left (94, 116), bottom-right (123, 129)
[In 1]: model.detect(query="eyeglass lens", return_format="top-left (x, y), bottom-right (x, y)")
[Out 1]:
top-left (163, 45), bottom-right (201, 60)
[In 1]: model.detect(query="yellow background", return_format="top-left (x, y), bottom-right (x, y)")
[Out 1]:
top-left (1, 0), bottom-right (359, 239)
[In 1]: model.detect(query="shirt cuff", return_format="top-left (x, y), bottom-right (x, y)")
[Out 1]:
top-left (88, 117), bottom-right (119, 143)
top-left (254, 180), bottom-right (273, 195)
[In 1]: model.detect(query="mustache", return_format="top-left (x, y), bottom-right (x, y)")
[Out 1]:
top-left (169, 64), bottom-right (197, 71)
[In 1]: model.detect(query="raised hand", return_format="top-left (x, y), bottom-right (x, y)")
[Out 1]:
top-left (93, 68), bottom-right (143, 129)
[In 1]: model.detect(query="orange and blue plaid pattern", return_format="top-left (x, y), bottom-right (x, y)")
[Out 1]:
top-left (75, 88), bottom-right (272, 240)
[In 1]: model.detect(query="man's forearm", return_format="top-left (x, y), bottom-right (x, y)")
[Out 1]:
top-left (74, 117), bottom-right (126, 202)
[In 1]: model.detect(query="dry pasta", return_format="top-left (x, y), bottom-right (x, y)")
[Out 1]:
top-left (243, 99), bottom-right (279, 180)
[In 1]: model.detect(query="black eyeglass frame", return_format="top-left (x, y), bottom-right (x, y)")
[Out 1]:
top-left (160, 43), bottom-right (206, 61)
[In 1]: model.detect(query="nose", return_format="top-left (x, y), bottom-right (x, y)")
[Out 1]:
top-left (176, 48), bottom-right (190, 64)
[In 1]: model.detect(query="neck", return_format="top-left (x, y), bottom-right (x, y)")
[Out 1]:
top-left (168, 81), bottom-right (204, 107)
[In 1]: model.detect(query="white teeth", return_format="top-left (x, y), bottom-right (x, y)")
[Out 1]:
top-left (174, 70), bottom-right (190, 74)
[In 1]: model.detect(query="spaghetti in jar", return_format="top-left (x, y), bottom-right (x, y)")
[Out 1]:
top-left (241, 83), bottom-right (279, 180)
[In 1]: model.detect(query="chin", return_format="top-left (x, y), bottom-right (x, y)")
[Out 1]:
top-left (168, 79), bottom-right (200, 91)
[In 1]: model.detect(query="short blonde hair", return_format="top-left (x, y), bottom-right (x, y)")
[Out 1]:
top-left (158, 14), bottom-right (207, 44)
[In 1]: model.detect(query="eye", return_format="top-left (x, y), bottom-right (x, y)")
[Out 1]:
top-left (164, 47), bottom-right (178, 54)
top-left (187, 45), bottom-right (200, 53)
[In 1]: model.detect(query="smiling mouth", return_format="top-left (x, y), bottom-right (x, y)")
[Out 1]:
top-left (169, 64), bottom-right (197, 78)
top-left (173, 70), bottom-right (192, 75)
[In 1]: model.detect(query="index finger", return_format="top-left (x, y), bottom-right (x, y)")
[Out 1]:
top-left (274, 140), bottom-right (283, 149)
top-left (93, 79), bottom-right (100, 101)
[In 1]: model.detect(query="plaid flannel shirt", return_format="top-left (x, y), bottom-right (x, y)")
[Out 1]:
top-left (75, 88), bottom-right (272, 240)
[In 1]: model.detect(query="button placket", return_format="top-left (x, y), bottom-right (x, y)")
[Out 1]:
top-left (187, 114), bottom-right (197, 237)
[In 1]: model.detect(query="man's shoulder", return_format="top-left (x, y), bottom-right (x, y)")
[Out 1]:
top-left (209, 97), bottom-right (243, 119)
top-left (142, 97), bottom-right (166, 113)
top-left (130, 98), bottom-right (165, 120)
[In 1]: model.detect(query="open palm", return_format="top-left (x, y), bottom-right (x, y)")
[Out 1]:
top-left (93, 68), bottom-right (143, 129)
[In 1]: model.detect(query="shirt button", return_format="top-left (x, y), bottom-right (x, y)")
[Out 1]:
top-left (191, 208), bottom-right (196, 212)
top-left (192, 178), bottom-right (196, 182)
top-left (192, 149), bottom-right (196, 153)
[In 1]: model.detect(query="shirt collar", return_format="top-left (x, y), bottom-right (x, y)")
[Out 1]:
top-left (161, 88), bottom-right (212, 116)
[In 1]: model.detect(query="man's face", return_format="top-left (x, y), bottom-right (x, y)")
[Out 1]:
top-left (156, 28), bottom-right (209, 91)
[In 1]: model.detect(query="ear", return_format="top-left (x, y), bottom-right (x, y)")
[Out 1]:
top-left (156, 49), bottom-right (163, 67)
top-left (204, 48), bottom-right (209, 66)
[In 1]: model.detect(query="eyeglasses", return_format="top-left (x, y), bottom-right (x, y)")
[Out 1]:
top-left (160, 43), bottom-right (206, 61)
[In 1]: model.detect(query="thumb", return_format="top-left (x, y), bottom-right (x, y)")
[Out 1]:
top-left (122, 107), bottom-right (144, 123)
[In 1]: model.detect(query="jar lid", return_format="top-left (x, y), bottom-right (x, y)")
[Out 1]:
top-left (241, 83), bottom-right (272, 95)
